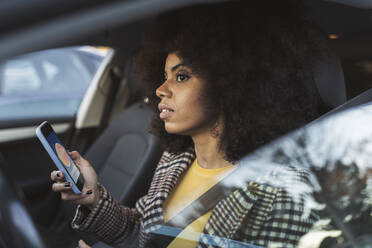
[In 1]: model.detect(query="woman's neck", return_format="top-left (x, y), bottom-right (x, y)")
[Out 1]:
top-left (191, 131), bottom-right (233, 169)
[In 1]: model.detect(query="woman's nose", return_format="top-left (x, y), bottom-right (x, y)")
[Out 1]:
top-left (156, 80), bottom-right (172, 99)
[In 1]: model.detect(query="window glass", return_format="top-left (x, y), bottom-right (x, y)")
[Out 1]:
top-left (149, 104), bottom-right (372, 247)
top-left (0, 46), bottom-right (110, 120)
top-left (2, 60), bottom-right (41, 94)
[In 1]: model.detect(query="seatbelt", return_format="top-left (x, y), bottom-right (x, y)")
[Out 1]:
top-left (148, 167), bottom-right (241, 247)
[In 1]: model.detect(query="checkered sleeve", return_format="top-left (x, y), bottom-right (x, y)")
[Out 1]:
top-left (71, 184), bottom-right (142, 246)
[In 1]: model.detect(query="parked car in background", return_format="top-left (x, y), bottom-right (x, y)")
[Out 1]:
top-left (0, 46), bottom-right (110, 120)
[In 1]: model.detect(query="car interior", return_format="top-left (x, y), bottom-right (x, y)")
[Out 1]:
top-left (1, 0), bottom-right (372, 247)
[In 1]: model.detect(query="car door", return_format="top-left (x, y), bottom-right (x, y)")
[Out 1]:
top-left (0, 46), bottom-right (112, 227)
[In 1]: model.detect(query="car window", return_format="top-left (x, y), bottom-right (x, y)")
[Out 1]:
top-left (149, 103), bottom-right (372, 248)
top-left (0, 46), bottom-right (109, 120)
top-left (2, 59), bottom-right (42, 94)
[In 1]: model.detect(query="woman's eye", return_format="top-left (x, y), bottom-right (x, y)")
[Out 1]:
top-left (176, 74), bottom-right (189, 82)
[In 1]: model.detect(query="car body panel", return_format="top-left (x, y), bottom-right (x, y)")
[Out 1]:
top-left (0, 0), bottom-right (372, 247)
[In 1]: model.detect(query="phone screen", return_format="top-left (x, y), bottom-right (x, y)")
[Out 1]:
top-left (45, 131), bottom-right (80, 183)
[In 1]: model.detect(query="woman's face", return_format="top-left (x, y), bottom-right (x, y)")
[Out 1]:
top-left (156, 53), bottom-right (213, 136)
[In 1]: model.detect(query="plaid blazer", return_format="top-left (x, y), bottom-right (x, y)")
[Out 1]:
top-left (72, 148), bottom-right (317, 247)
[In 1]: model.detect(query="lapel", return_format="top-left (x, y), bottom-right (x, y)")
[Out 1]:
top-left (142, 148), bottom-right (196, 232)
top-left (201, 184), bottom-right (258, 240)
top-left (198, 182), bottom-right (278, 247)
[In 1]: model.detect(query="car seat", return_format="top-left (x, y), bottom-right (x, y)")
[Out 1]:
top-left (54, 101), bottom-right (163, 247)
top-left (313, 52), bottom-right (346, 108)
top-left (84, 101), bottom-right (164, 208)
top-left (312, 51), bottom-right (372, 121)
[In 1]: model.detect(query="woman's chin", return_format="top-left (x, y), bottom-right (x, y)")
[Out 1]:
top-left (164, 123), bottom-right (187, 135)
top-left (164, 125), bottom-right (179, 134)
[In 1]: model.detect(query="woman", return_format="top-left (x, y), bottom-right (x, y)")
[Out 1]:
top-left (51, 1), bottom-right (326, 247)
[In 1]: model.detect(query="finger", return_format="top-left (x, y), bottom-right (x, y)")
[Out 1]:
top-left (52, 182), bottom-right (72, 192)
top-left (61, 192), bottom-right (88, 201)
top-left (50, 170), bottom-right (65, 182)
top-left (69, 151), bottom-right (83, 169)
top-left (69, 151), bottom-right (80, 160)
top-left (78, 239), bottom-right (91, 248)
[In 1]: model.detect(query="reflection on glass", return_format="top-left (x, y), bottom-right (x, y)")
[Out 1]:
top-left (152, 104), bottom-right (372, 247)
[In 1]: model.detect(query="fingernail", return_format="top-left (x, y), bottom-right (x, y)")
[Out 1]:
top-left (64, 182), bottom-right (71, 187)
top-left (86, 190), bottom-right (92, 195)
top-left (57, 172), bottom-right (60, 178)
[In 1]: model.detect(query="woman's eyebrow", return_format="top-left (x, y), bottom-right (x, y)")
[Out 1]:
top-left (164, 64), bottom-right (187, 75)
top-left (171, 63), bottom-right (185, 72)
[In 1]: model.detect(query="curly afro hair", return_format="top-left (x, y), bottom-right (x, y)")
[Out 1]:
top-left (132, 0), bottom-right (328, 162)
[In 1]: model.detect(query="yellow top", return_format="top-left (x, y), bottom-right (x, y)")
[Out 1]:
top-left (163, 159), bottom-right (235, 248)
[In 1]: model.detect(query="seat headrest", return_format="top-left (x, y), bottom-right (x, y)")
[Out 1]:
top-left (313, 53), bottom-right (347, 108)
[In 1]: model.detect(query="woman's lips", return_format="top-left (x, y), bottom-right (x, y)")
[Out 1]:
top-left (158, 103), bottom-right (174, 120)
top-left (160, 109), bottom-right (174, 119)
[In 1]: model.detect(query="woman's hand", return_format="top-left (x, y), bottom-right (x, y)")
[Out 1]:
top-left (50, 151), bottom-right (100, 210)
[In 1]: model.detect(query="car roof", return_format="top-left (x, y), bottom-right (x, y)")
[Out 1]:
top-left (324, 0), bottom-right (372, 9)
top-left (0, 0), bottom-right (371, 61)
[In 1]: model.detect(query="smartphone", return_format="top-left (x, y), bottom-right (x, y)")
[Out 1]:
top-left (36, 121), bottom-right (84, 194)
